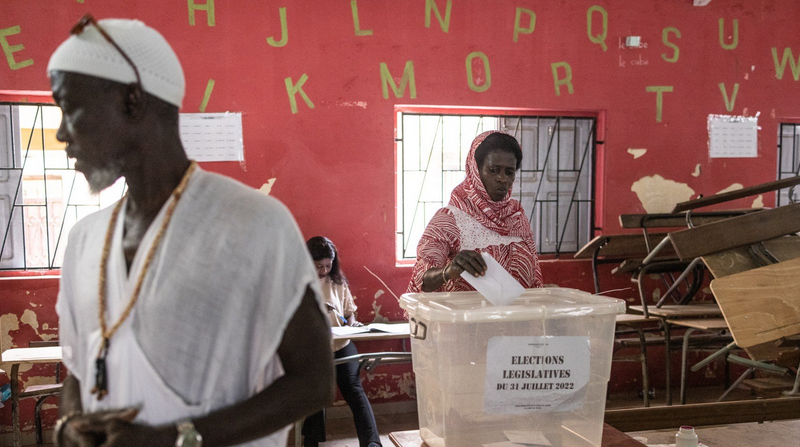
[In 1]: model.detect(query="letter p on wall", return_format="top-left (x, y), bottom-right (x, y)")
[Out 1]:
top-left (513, 8), bottom-right (535, 43)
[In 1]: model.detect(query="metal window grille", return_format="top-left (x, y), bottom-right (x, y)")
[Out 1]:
top-left (777, 123), bottom-right (800, 206)
top-left (0, 103), bottom-right (124, 270)
top-left (396, 112), bottom-right (596, 260)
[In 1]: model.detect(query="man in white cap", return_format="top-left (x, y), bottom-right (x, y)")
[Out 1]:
top-left (49, 15), bottom-right (334, 447)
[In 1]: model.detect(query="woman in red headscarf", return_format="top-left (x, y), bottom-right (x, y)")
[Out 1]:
top-left (407, 130), bottom-right (543, 293)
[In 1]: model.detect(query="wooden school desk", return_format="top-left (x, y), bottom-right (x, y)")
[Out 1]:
top-left (2, 346), bottom-right (63, 447)
top-left (388, 424), bottom-right (647, 447)
top-left (294, 322), bottom-right (412, 447)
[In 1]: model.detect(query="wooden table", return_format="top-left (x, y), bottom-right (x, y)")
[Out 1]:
top-left (2, 346), bottom-right (63, 447)
top-left (389, 424), bottom-right (647, 446)
top-left (332, 322), bottom-right (411, 342)
top-left (295, 323), bottom-right (412, 447)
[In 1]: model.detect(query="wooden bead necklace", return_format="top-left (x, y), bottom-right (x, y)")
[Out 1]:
top-left (92, 161), bottom-right (197, 400)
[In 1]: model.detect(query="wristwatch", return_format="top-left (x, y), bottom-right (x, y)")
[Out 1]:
top-left (175, 420), bottom-right (203, 447)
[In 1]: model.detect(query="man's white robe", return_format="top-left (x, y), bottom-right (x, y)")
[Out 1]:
top-left (57, 167), bottom-right (321, 446)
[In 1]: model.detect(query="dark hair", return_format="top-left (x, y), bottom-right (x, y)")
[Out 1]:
top-left (474, 133), bottom-right (523, 170)
top-left (306, 236), bottom-right (347, 285)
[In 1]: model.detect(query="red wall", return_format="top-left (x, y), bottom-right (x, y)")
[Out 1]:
top-left (2, 0), bottom-right (798, 437)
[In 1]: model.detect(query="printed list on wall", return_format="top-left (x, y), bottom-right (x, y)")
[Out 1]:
top-left (708, 114), bottom-right (759, 158)
top-left (179, 112), bottom-right (244, 162)
top-left (483, 336), bottom-right (590, 414)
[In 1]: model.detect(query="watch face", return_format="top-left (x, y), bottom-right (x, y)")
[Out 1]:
top-left (177, 429), bottom-right (203, 447)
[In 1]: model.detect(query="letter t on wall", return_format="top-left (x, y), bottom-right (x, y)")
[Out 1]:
top-left (645, 86), bottom-right (674, 122)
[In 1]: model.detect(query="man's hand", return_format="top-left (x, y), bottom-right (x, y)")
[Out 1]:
top-left (67, 408), bottom-right (178, 447)
top-left (59, 408), bottom-right (138, 447)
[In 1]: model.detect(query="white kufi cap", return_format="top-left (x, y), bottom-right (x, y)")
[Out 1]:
top-left (47, 18), bottom-right (185, 108)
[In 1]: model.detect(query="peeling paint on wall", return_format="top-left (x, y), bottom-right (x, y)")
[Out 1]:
top-left (717, 183), bottom-right (743, 194)
top-left (365, 372), bottom-right (415, 399)
top-left (21, 309), bottom-right (58, 342)
top-left (1, 313), bottom-right (20, 352)
top-left (396, 372), bottom-right (415, 397)
top-left (752, 195), bottom-right (764, 208)
top-left (21, 309), bottom-right (38, 332)
top-left (692, 164), bottom-right (701, 177)
top-left (370, 299), bottom-right (389, 323)
top-left (258, 178), bottom-right (277, 195)
top-left (626, 148), bottom-right (647, 159)
top-left (631, 175), bottom-right (695, 213)
top-left (374, 289), bottom-right (385, 299)
top-left (336, 100), bottom-right (368, 108)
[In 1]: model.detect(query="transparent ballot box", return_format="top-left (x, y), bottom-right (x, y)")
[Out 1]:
top-left (400, 288), bottom-right (625, 447)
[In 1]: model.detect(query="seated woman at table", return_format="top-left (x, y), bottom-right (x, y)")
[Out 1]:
top-left (407, 130), bottom-right (544, 293)
top-left (302, 236), bottom-right (382, 447)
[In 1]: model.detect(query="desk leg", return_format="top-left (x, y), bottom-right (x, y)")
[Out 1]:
top-left (680, 328), bottom-right (697, 405)
top-left (663, 320), bottom-right (672, 406)
top-left (11, 363), bottom-right (21, 447)
top-left (636, 326), bottom-right (650, 408)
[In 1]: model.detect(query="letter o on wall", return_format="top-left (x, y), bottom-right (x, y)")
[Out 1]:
top-left (466, 51), bottom-right (492, 93)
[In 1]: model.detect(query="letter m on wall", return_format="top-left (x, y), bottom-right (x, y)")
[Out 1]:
top-left (380, 61), bottom-right (417, 99)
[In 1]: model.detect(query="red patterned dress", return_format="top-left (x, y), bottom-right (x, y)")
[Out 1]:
top-left (407, 130), bottom-right (544, 293)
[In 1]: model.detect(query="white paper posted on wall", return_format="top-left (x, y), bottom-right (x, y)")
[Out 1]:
top-left (179, 112), bottom-right (244, 162)
top-left (483, 336), bottom-right (590, 414)
top-left (708, 114), bottom-right (758, 158)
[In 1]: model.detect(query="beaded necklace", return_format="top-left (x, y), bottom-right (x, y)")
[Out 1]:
top-left (92, 161), bottom-right (197, 400)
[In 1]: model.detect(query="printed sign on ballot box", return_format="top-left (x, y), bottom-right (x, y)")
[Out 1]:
top-left (484, 336), bottom-right (590, 414)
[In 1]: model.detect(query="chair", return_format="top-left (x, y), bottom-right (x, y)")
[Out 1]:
top-left (710, 257), bottom-right (800, 399)
top-left (25, 340), bottom-right (62, 447)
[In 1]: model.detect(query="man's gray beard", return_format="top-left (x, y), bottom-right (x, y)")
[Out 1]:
top-left (85, 168), bottom-right (122, 195)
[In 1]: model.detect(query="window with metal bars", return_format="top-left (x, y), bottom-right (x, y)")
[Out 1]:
top-left (395, 108), bottom-right (596, 261)
top-left (777, 123), bottom-right (800, 206)
top-left (0, 103), bottom-right (124, 270)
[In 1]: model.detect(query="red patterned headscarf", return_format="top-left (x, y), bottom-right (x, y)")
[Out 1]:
top-left (448, 130), bottom-right (533, 238)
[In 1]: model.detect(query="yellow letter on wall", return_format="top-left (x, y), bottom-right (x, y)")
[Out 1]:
top-left (188, 0), bottom-right (215, 26)
top-left (380, 61), bottom-right (417, 99)
top-left (772, 47), bottom-right (800, 80)
top-left (513, 8), bottom-right (535, 43)
top-left (267, 7), bottom-right (288, 47)
top-left (661, 27), bottom-right (681, 63)
top-left (466, 52), bottom-right (491, 93)
top-left (718, 83), bottom-right (740, 112)
top-left (351, 1), bottom-right (373, 36)
top-left (0, 26), bottom-right (33, 70)
top-left (719, 18), bottom-right (738, 50)
top-left (285, 74), bottom-right (315, 114)
top-left (645, 86), bottom-right (673, 122)
top-left (586, 6), bottom-right (608, 52)
top-left (551, 62), bottom-right (573, 96)
top-left (425, 0), bottom-right (452, 33)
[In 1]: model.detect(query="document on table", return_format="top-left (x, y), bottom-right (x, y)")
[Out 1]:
top-left (330, 323), bottom-right (410, 336)
top-left (460, 252), bottom-right (525, 306)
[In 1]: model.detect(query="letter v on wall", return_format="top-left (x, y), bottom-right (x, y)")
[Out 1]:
top-left (718, 83), bottom-right (739, 112)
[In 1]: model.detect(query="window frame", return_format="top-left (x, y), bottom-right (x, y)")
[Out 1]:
top-left (393, 104), bottom-right (605, 266)
top-left (0, 91), bottom-right (125, 271)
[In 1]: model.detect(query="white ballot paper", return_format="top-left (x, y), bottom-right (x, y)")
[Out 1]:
top-left (503, 430), bottom-right (551, 446)
top-left (460, 252), bottom-right (525, 306)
